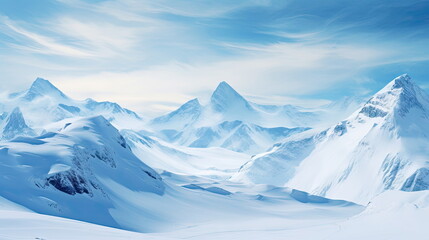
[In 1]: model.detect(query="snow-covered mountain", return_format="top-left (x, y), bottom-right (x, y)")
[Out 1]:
top-left (0, 78), bottom-right (143, 138)
top-left (233, 74), bottom-right (429, 204)
top-left (1, 74), bottom-right (429, 239)
top-left (0, 116), bottom-right (164, 229)
top-left (164, 120), bottom-right (308, 155)
top-left (149, 81), bottom-right (317, 154)
top-left (0, 107), bottom-right (35, 140)
top-left (151, 81), bottom-right (322, 130)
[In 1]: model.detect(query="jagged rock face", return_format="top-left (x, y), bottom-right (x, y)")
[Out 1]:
top-left (1, 107), bottom-right (35, 140)
top-left (358, 74), bottom-right (427, 120)
top-left (233, 74), bottom-right (429, 205)
top-left (402, 168), bottom-right (429, 191)
top-left (46, 170), bottom-right (92, 195)
top-left (59, 104), bottom-right (81, 114)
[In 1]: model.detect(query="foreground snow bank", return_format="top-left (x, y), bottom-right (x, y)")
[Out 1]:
top-left (329, 190), bottom-right (429, 240)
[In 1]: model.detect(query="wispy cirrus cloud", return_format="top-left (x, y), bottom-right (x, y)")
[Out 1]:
top-left (0, 16), bottom-right (93, 57)
top-left (1, 0), bottom-right (429, 117)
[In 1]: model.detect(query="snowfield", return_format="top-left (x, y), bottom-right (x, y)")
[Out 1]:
top-left (0, 75), bottom-right (428, 239)
top-left (1, 190), bottom-right (429, 240)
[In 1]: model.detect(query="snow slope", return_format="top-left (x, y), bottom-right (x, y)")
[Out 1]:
top-left (327, 190), bottom-right (429, 240)
top-left (0, 210), bottom-right (170, 240)
top-left (3, 189), bottom-right (429, 240)
top-left (231, 129), bottom-right (325, 185)
top-left (122, 129), bottom-right (250, 178)
top-left (0, 183), bottom-right (365, 240)
top-left (0, 116), bottom-right (164, 230)
top-left (234, 74), bottom-right (429, 204)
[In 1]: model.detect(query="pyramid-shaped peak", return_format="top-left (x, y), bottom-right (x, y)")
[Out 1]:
top-left (25, 77), bottom-right (67, 100)
top-left (33, 77), bottom-right (53, 85)
top-left (2, 107), bottom-right (35, 140)
top-left (217, 81), bottom-right (233, 89)
top-left (30, 78), bottom-right (61, 92)
top-left (6, 107), bottom-right (25, 124)
top-left (6, 107), bottom-right (26, 124)
top-left (357, 74), bottom-right (427, 119)
top-left (215, 81), bottom-right (237, 93)
top-left (210, 81), bottom-right (254, 114)
top-left (5, 107), bottom-right (26, 128)
top-left (211, 81), bottom-right (246, 103)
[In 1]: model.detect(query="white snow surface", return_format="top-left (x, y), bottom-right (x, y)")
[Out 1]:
top-left (234, 74), bottom-right (429, 205)
top-left (0, 74), bottom-right (428, 239)
top-left (0, 116), bottom-right (164, 231)
top-left (2, 189), bottom-right (429, 240)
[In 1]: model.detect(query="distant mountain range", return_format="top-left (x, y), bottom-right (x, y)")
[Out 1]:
top-left (0, 78), bottom-right (143, 140)
top-left (0, 74), bottom-right (428, 235)
top-left (149, 81), bottom-right (361, 154)
top-left (0, 78), bottom-right (361, 154)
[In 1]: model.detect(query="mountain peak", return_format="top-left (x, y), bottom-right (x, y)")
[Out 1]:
top-left (212, 81), bottom-right (240, 99)
top-left (358, 74), bottom-right (427, 119)
top-left (179, 98), bottom-right (201, 111)
top-left (150, 98), bottom-right (202, 130)
top-left (24, 77), bottom-right (67, 101)
top-left (30, 77), bottom-right (58, 91)
top-left (2, 107), bottom-right (35, 140)
top-left (168, 98), bottom-right (201, 115)
top-left (210, 81), bottom-right (252, 113)
top-left (391, 74), bottom-right (412, 89)
top-left (184, 98), bottom-right (200, 106)
top-left (374, 74), bottom-right (416, 95)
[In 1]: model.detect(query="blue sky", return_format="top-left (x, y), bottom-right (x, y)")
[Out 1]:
top-left (1, 0), bottom-right (429, 116)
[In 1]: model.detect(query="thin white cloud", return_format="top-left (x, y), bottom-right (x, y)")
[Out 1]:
top-left (1, 17), bottom-right (93, 57)
top-left (2, 0), bottom-right (429, 118)
top-left (43, 41), bottom-right (392, 115)
top-left (51, 17), bottom-right (147, 57)
top-left (47, 35), bottom-right (429, 117)
top-left (68, 0), bottom-right (272, 18)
